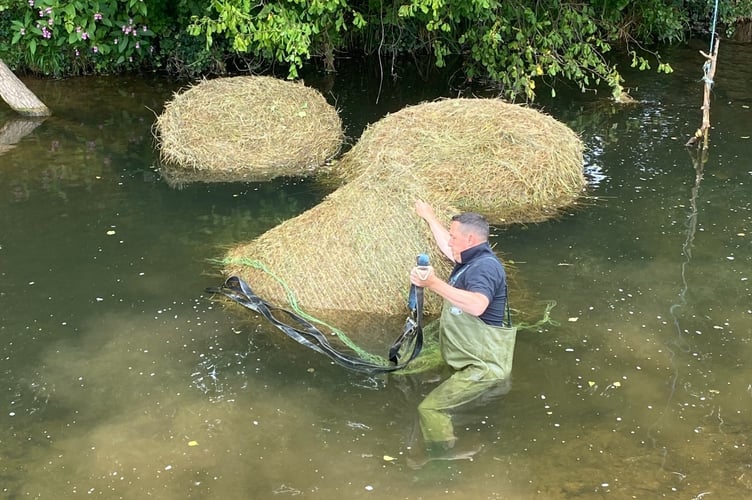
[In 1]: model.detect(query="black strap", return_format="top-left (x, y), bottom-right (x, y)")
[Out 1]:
top-left (505, 283), bottom-right (513, 328)
top-left (205, 276), bottom-right (423, 375)
top-left (390, 283), bottom-right (424, 363)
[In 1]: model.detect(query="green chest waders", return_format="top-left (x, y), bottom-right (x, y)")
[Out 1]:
top-left (417, 301), bottom-right (517, 445)
top-left (440, 301), bottom-right (517, 379)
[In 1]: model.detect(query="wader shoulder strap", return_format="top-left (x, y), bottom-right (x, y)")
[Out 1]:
top-left (505, 283), bottom-right (513, 328)
top-left (451, 256), bottom-right (513, 327)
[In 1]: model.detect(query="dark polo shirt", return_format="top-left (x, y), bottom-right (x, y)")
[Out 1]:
top-left (448, 242), bottom-right (507, 326)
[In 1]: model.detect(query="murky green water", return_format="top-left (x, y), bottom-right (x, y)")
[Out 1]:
top-left (1, 39), bottom-right (751, 498)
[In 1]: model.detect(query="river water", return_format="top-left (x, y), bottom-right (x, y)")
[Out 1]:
top-left (1, 39), bottom-right (751, 498)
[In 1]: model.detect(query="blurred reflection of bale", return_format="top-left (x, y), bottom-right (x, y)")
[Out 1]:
top-left (158, 163), bottom-right (282, 189)
top-left (223, 98), bottom-right (585, 317)
top-left (154, 76), bottom-right (343, 182)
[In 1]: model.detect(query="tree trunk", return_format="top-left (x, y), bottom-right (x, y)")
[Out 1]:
top-left (733, 19), bottom-right (752, 42)
top-left (0, 59), bottom-right (51, 117)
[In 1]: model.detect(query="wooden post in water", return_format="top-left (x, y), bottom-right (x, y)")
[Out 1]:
top-left (686, 38), bottom-right (720, 150)
top-left (0, 59), bottom-right (51, 117)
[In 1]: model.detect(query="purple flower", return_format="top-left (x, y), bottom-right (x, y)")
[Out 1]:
top-left (94, 13), bottom-right (103, 21)
top-left (92, 46), bottom-right (98, 53)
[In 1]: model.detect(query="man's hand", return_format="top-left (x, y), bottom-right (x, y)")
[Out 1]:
top-left (410, 265), bottom-right (436, 288)
top-left (415, 199), bottom-right (435, 221)
top-left (415, 199), bottom-right (454, 261)
top-left (410, 265), bottom-right (490, 317)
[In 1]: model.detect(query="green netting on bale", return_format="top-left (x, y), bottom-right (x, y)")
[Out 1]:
top-left (223, 179), bottom-right (456, 317)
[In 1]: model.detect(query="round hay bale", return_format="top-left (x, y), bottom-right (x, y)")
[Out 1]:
top-left (329, 98), bottom-right (585, 224)
top-left (155, 76), bottom-right (343, 179)
top-left (223, 177), bottom-right (458, 316)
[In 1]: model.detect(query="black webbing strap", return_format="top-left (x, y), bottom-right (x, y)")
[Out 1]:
top-left (390, 282), bottom-right (423, 363)
top-left (205, 276), bottom-right (423, 375)
top-left (505, 283), bottom-right (513, 328)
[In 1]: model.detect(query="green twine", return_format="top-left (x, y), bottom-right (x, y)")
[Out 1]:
top-left (515, 300), bottom-right (560, 331)
top-left (215, 257), bottom-right (559, 373)
top-left (218, 256), bottom-right (390, 366)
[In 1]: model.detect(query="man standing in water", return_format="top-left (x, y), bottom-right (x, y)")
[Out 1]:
top-left (408, 200), bottom-right (516, 464)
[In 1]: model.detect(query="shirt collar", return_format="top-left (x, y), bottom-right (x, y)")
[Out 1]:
top-left (459, 241), bottom-right (492, 263)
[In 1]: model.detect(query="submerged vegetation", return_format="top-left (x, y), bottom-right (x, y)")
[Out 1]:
top-left (0, 0), bottom-right (750, 100)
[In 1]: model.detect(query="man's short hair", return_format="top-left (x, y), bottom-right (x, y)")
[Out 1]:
top-left (452, 212), bottom-right (489, 240)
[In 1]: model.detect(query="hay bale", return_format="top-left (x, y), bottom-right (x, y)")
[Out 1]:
top-left (329, 98), bottom-right (585, 224)
top-left (223, 176), bottom-right (457, 316)
top-left (155, 76), bottom-right (343, 179)
top-left (223, 98), bottom-right (583, 317)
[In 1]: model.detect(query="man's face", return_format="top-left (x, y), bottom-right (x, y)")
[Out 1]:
top-left (448, 221), bottom-right (474, 263)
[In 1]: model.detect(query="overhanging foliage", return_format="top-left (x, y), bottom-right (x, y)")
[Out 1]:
top-left (0, 0), bottom-right (749, 100)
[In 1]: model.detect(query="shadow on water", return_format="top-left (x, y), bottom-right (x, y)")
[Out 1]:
top-left (1, 42), bottom-right (752, 498)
